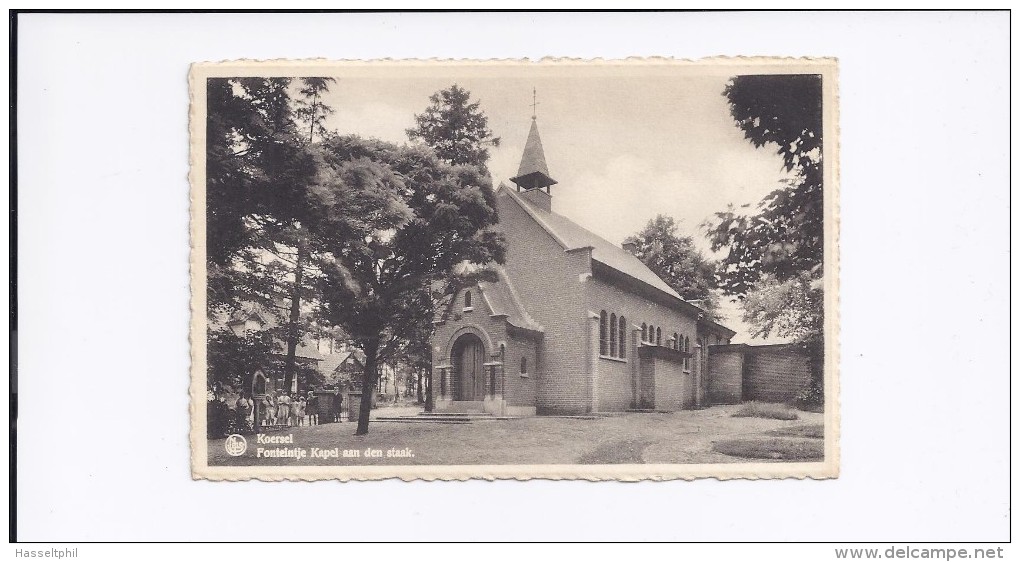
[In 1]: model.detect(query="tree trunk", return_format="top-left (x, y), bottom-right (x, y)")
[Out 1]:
top-left (424, 369), bottom-right (434, 412)
top-left (416, 369), bottom-right (424, 404)
top-left (282, 239), bottom-right (305, 393)
top-left (355, 338), bottom-right (380, 435)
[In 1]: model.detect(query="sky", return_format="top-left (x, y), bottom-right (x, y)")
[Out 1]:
top-left (309, 64), bottom-right (794, 342)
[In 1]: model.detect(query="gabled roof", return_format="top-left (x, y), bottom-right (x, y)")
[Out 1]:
top-left (434, 268), bottom-right (544, 337)
top-left (497, 184), bottom-right (736, 338)
top-left (477, 268), bottom-right (544, 334)
top-left (499, 185), bottom-right (682, 299)
top-left (222, 303), bottom-right (324, 361)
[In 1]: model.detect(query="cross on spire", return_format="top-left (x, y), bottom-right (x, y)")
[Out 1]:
top-left (531, 87), bottom-right (539, 120)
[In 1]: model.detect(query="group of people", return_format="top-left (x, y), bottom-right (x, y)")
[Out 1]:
top-left (239, 389), bottom-right (345, 428)
top-left (207, 386), bottom-right (347, 438)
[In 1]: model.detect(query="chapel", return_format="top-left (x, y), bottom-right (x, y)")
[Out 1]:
top-left (430, 115), bottom-right (737, 416)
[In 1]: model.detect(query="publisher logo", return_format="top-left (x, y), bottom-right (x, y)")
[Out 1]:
top-left (224, 434), bottom-right (247, 456)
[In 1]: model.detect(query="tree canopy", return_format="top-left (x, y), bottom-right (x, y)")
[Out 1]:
top-left (706, 74), bottom-right (823, 297)
top-left (624, 215), bottom-right (719, 315)
top-left (406, 84), bottom-right (500, 167)
top-left (307, 135), bottom-right (506, 435)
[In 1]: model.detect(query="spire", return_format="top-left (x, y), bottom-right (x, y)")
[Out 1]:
top-left (510, 103), bottom-right (557, 193)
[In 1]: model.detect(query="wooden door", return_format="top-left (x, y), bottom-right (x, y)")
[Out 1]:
top-left (455, 334), bottom-right (484, 401)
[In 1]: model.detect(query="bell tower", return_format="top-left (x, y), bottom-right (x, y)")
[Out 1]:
top-left (510, 89), bottom-right (557, 211)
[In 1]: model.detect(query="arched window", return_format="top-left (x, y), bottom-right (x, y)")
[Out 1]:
top-left (656, 327), bottom-right (662, 346)
top-left (599, 311), bottom-right (608, 356)
top-left (464, 290), bottom-right (472, 309)
top-left (673, 333), bottom-right (679, 351)
top-left (619, 316), bottom-right (627, 359)
top-left (684, 336), bottom-right (691, 369)
top-left (520, 356), bottom-right (528, 374)
top-left (648, 325), bottom-right (654, 344)
top-left (609, 313), bottom-right (617, 357)
top-left (641, 323), bottom-right (648, 342)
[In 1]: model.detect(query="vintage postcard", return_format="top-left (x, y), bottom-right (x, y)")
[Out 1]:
top-left (190, 58), bottom-right (839, 481)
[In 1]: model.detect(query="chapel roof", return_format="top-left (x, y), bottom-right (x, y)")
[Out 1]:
top-left (477, 268), bottom-right (544, 334)
top-left (500, 185), bottom-right (683, 299)
top-left (498, 184), bottom-right (736, 338)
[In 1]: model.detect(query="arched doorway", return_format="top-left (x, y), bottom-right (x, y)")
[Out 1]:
top-left (452, 333), bottom-right (485, 401)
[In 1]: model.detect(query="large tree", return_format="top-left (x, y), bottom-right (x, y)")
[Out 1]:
top-left (308, 135), bottom-right (506, 435)
top-left (705, 74), bottom-right (825, 399)
top-left (406, 84), bottom-right (500, 167)
top-left (205, 77), bottom-right (337, 393)
top-left (623, 215), bottom-right (720, 316)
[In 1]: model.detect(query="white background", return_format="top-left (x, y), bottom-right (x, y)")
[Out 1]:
top-left (14, 11), bottom-right (1011, 541)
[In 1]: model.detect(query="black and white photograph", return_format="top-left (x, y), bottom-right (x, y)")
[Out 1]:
top-left (191, 59), bottom-right (839, 480)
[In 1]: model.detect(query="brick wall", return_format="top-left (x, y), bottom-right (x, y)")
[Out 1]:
top-left (706, 346), bottom-right (744, 404)
top-left (497, 194), bottom-right (593, 414)
top-left (706, 344), bottom-right (811, 404)
top-left (587, 275), bottom-right (699, 412)
top-left (430, 288), bottom-right (541, 410)
top-left (744, 346), bottom-right (811, 403)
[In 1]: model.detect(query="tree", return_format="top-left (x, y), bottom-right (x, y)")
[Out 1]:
top-left (706, 74), bottom-right (823, 296)
top-left (280, 77), bottom-right (337, 393)
top-left (705, 74), bottom-right (825, 400)
top-left (623, 215), bottom-right (720, 315)
top-left (205, 77), bottom-right (336, 395)
top-left (406, 84), bottom-right (500, 167)
top-left (406, 85), bottom-right (501, 411)
top-left (308, 135), bottom-right (506, 435)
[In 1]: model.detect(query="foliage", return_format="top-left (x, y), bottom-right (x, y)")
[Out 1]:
top-left (763, 424), bottom-right (824, 439)
top-left (793, 379), bottom-right (825, 412)
top-left (293, 77), bottom-right (337, 143)
top-left (624, 214), bottom-right (720, 315)
top-left (406, 84), bottom-right (500, 167)
top-left (705, 74), bottom-right (823, 297)
top-left (741, 272), bottom-right (822, 342)
top-left (731, 401), bottom-right (799, 421)
top-left (712, 437), bottom-right (823, 461)
top-left (207, 325), bottom-right (278, 391)
top-left (308, 135), bottom-right (507, 434)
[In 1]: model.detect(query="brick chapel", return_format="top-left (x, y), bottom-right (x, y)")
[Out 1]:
top-left (430, 115), bottom-right (744, 416)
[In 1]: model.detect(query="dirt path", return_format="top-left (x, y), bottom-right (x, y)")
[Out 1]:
top-left (208, 404), bottom-right (825, 466)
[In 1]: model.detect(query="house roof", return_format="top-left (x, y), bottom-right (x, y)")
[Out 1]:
top-left (225, 304), bottom-right (324, 361)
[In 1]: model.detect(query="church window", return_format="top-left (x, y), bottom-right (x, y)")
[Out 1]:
top-left (641, 323), bottom-right (648, 342)
top-left (656, 327), bottom-right (662, 346)
top-left (599, 311), bottom-right (608, 356)
top-left (520, 356), bottom-right (528, 374)
top-left (464, 290), bottom-right (472, 309)
top-left (609, 313), bottom-right (617, 357)
top-left (619, 316), bottom-right (627, 358)
top-left (673, 333), bottom-right (679, 351)
top-left (684, 336), bottom-right (691, 369)
top-left (648, 325), bottom-right (654, 344)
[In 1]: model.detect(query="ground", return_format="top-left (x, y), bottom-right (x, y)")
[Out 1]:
top-left (208, 403), bottom-right (824, 466)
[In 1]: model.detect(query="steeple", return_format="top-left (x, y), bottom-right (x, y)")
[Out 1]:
top-left (510, 92), bottom-right (557, 194)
